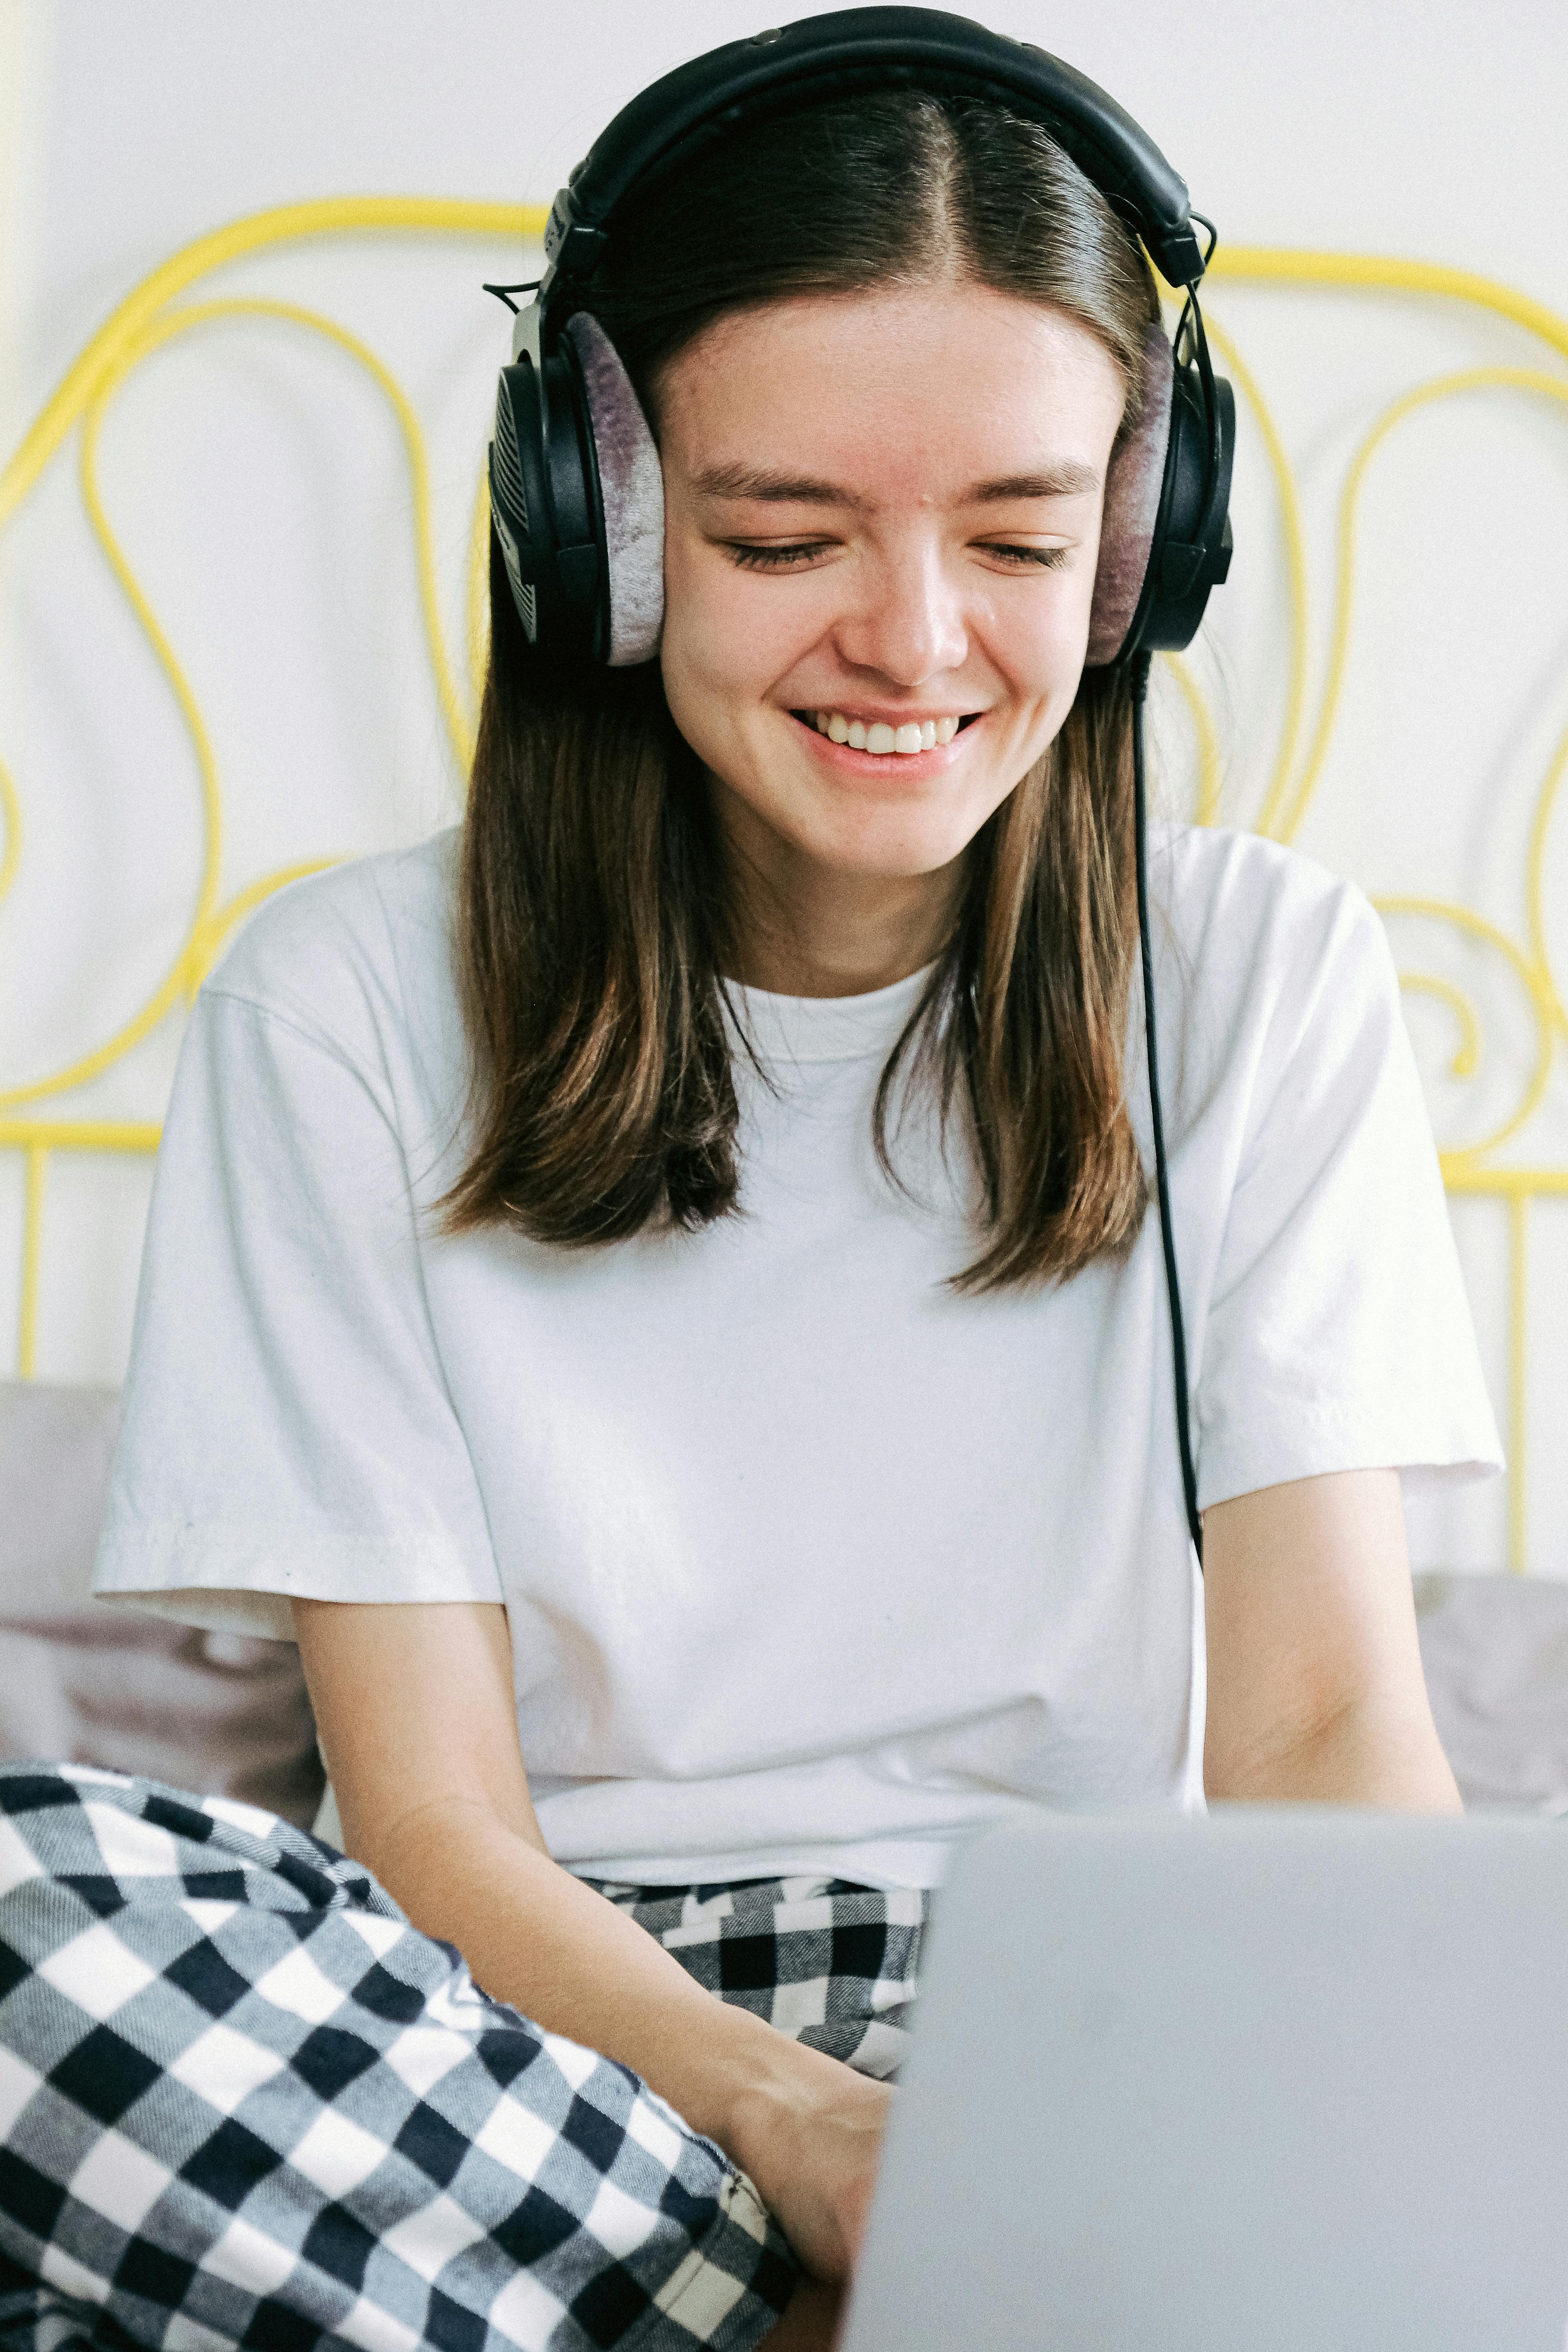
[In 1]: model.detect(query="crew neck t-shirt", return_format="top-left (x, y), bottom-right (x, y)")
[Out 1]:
top-left (94, 823), bottom-right (1500, 1888)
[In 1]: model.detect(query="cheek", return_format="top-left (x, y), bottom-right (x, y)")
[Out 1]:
top-left (981, 584), bottom-right (1094, 725)
top-left (658, 551), bottom-right (791, 777)
top-left (660, 531), bottom-right (815, 697)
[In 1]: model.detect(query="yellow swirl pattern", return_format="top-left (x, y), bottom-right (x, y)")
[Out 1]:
top-left (1397, 975), bottom-right (1480, 1083)
top-left (0, 200), bottom-right (543, 1379)
top-left (1188, 254), bottom-right (1568, 1568)
top-left (1, 208), bottom-right (1564, 1569)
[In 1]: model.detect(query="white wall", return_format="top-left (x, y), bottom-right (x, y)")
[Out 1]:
top-left (2, 0), bottom-right (1566, 1570)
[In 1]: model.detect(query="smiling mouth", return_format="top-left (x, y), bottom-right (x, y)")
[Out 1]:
top-left (791, 710), bottom-right (980, 756)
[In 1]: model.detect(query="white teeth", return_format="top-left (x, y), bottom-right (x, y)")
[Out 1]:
top-left (809, 711), bottom-right (968, 753)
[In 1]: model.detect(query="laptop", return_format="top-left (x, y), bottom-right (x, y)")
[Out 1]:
top-left (841, 1808), bottom-right (1568, 2350)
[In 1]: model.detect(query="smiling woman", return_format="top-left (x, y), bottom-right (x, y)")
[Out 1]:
top-left (452, 97), bottom-right (1159, 1286)
top-left (54, 16), bottom-right (1502, 2352)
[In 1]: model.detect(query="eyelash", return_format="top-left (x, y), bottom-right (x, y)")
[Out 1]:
top-left (726, 541), bottom-right (1071, 572)
top-left (985, 543), bottom-right (1070, 570)
top-left (729, 542), bottom-right (831, 570)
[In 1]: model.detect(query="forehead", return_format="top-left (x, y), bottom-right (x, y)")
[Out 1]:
top-left (656, 281), bottom-right (1128, 502)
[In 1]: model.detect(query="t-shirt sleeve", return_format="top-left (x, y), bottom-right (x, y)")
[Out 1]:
top-left (1194, 875), bottom-right (1503, 1509)
top-left (93, 981), bottom-right (503, 1638)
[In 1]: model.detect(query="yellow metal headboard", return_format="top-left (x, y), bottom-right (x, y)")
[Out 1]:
top-left (0, 198), bottom-right (544, 1386)
top-left (2, 206), bottom-right (1564, 1566)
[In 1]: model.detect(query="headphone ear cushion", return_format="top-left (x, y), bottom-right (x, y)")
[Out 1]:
top-left (1085, 325), bottom-right (1174, 668)
top-left (562, 312), bottom-right (665, 667)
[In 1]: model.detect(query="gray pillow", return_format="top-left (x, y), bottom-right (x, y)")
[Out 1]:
top-left (1415, 1571), bottom-right (1568, 1814)
top-left (0, 1379), bottom-right (324, 1827)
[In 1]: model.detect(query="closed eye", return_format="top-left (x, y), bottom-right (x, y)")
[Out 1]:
top-left (978, 543), bottom-right (1072, 568)
top-left (727, 541), bottom-right (836, 572)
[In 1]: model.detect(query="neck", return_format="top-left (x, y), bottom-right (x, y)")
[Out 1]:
top-left (711, 774), bottom-right (962, 999)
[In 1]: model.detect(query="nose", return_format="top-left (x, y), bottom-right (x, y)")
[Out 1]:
top-left (832, 540), bottom-right (968, 688)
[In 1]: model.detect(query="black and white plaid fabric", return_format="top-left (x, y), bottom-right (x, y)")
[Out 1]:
top-left (588, 1882), bottom-right (926, 2081)
top-left (0, 1764), bottom-right (800, 2352)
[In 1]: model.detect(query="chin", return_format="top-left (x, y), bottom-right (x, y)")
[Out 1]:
top-left (792, 753), bottom-right (1035, 871)
top-left (803, 815), bottom-right (983, 881)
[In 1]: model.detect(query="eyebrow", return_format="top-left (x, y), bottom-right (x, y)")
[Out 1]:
top-left (692, 460), bottom-right (1101, 506)
top-left (693, 464), bottom-right (859, 506)
top-left (967, 464), bottom-right (1100, 501)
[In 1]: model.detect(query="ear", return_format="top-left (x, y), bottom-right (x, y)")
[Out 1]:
top-left (562, 311), bottom-right (665, 667)
top-left (1085, 325), bottom-right (1173, 669)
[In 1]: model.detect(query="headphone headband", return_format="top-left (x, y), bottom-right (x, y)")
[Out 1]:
top-left (540, 5), bottom-right (1208, 312)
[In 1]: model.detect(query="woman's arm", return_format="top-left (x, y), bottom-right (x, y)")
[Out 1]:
top-left (293, 1597), bottom-right (885, 2306)
top-left (1202, 1467), bottom-right (1460, 1810)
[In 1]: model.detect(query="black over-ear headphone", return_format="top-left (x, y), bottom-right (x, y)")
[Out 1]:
top-left (486, 6), bottom-right (1229, 1556)
top-left (487, 5), bottom-right (1234, 675)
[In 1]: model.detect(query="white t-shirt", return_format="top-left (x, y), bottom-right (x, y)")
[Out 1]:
top-left (94, 823), bottom-right (1500, 1888)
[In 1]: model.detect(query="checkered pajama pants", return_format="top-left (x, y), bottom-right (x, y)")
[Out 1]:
top-left (0, 1766), bottom-right (928, 2352)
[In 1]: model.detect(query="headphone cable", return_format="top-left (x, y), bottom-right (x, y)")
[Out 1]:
top-left (1130, 652), bottom-right (1204, 1563)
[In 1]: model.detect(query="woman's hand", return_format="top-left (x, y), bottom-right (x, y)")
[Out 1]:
top-left (724, 2041), bottom-right (893, 2282)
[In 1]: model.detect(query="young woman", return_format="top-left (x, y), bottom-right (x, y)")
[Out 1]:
top-left (6, 26), bottom-right (1497, 2352)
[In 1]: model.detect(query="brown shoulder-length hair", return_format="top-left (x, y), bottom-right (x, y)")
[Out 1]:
top-left (448, 91), bottom-right (1160, 1290)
